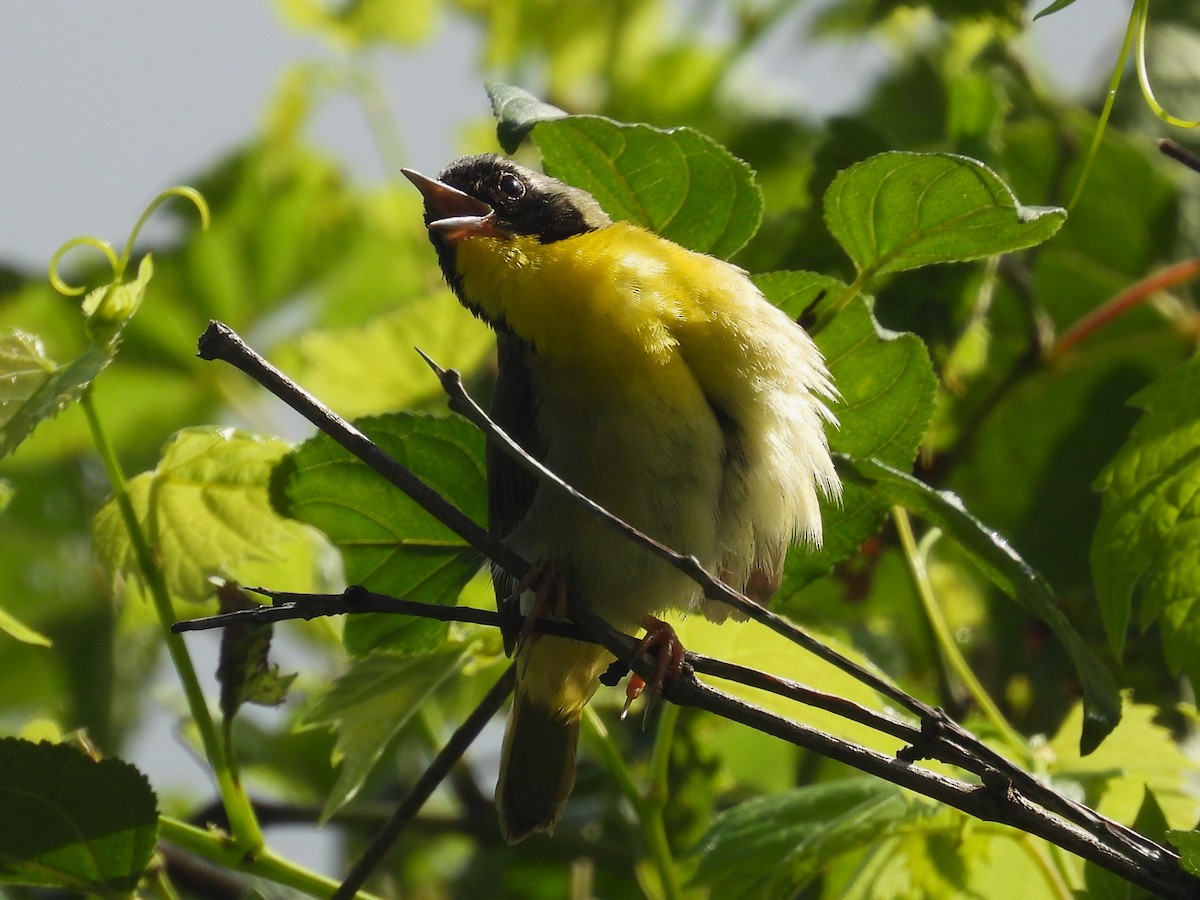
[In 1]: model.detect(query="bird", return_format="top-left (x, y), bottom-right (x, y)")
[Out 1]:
top-left (404, 154), bottom-right (841, 843)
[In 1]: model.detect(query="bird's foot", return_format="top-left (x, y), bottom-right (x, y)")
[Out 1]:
top-left (514, 562), bottom-right (568, 654)
top-left (621, 616), bottom-right (686, 721)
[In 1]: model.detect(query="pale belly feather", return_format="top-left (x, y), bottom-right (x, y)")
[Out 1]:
top-left (506, 351), bottom-right (726, 631)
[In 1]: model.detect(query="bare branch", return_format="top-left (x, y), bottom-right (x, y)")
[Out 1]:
top-left (172, 585), bottom-right (587, 642)
top-left (197, 322), bottom-right (527, 578)
top-left (332, 664), bottom-right (516, 900)
top-left (192, 321), bottom-right (1197, 899)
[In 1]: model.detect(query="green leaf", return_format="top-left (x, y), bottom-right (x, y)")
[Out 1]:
top-left (0, 331), bottom-right (104, 460)
top-left (0, 256), bottom-right (156, 461)
top-left (840, 455), bottom-right (1121, 752)
top-left (526, 116), bottom-right (762, 258)
top-left (271, 413), bottom-right (487, 656)
top-left (302, 646), bottom-right (469, 821)
top-left (824, 152), bottom-right (1065, 281)
top-left (0, 604), bottom-right (52, 648)
top-left (688, 778), bottom-right (920, 897)
top-left (1092, 354), bottom-right (1200, 682)
top-left (0, 331), bottom-right (61, 426)
top-left (1049, 700), bottom-right (1199, 833)
top-left (0, 738), bottom-right (157, 894)
top-left (942, 352), bottom-right (1156, 594)
top-left (832, 806), bottom-right (1040, 898)
top-left (271, 293), bottom-right (494, 419)
top-left (485, 81), bottom-right (569, 154)
top-left (1033, 0), bottom-right (1078, 19)
top-left (1168, 830), bottom-right (1200, 878)
top-left (93, 427), bottom-right (314, 604)
top-left (0, 341), bottom-right (112, 461)
top-left (760, 274), bottom-right (936, 585)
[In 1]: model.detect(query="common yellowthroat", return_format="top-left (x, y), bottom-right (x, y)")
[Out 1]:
top-left (404, 155), bottom-right (841, 843)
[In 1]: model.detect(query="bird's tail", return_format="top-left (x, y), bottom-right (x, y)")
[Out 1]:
top-left (495, 636), bottom-right (612, 842)
top-left (496, 686), bottom-right (580, 843)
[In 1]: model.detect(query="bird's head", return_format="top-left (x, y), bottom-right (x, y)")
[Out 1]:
top-left (403, 155), bottom-right (611, 319)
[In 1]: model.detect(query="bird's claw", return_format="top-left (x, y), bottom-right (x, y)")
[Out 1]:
top-left (621, 616), bottom-right (686, 721)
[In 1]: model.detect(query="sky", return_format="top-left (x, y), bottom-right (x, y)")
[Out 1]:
top-left (1, 1), bottom-right (1128, 271)
top-left (0, 0), bottom-right (1132, 878)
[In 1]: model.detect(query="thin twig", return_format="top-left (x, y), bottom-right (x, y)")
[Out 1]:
top-left (1047, 259), bottom-right (1200, 361)
top-left (197, 322), bottom-right (527, 578)
top-left (174, 588), bottom-right (922, 746)
top-left (1160, 139), bottom-right (1200, 175)
top-left (171, 585), bottom-right (587, 642)
top-left (331, 664), bottom-right (516, 900)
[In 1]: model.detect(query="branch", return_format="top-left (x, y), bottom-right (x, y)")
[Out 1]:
top-left (176, 588), bottom-right (921, 746)
top-left (332, 664), bottom-right (516, 900)
top-left (416, 348), bottom-right (937, 723)
top-left (191, 321), bottom-right (1197, 899)
top-left (173, 584), bottom-right (587, 642)
top-left (197, 322), bottom-right (527, 578)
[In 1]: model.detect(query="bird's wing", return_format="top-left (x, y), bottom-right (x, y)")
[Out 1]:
top-left (488, 332), bottom-right (544, 654)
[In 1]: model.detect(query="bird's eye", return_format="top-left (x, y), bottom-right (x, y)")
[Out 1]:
top-left (497, 172), bottom-right (526, 201)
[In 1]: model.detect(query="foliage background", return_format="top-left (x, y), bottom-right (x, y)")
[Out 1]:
top-left (2, 1), bottom-right (1200, 898)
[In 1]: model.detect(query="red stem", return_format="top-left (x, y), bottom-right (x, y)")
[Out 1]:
top-left (1050, 258), bottom-right (1200, 360)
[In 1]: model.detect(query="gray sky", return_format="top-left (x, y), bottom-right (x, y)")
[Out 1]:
top-left (2, 1), bottom-right (1127, 271)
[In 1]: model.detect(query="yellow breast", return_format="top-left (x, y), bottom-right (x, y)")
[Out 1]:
top-left (453, 222), bottom-right (744, 374)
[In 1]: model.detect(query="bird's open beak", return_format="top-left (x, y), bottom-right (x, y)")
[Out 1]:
top-left (402, 168), bottom-right (497, 241)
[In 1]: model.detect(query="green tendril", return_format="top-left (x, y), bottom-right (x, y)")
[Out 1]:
top-left (48, 238), bottom-right (120, 297)
top-left (47, 186), bottom-right (211, 300)
top-left (119, 186), bottom-right (211, 271)
top-left (1135, 0), bottom-right (1199, 129)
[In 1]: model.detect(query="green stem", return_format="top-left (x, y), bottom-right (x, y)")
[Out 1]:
top-left (1019, 833), bottom-right (1075, 900)
top-left (150, 862), bottom-right (182, 900)
top-left (158, 817), bottom-right (374, 899)
top-left (348, 60), bottom-right (407, 180)
top-left (81, 391), bottom-right (263, 853)
top-left (811, 271), bottom-right (869, 336)
top-left (891, 507), bottom-right (1026, 756)
top-left (643, 703), bottom-right (685, 900)
top-left (583, 707), bottom-right (684, 900)
top-left (1066, 0), bottom-right (1140, 210)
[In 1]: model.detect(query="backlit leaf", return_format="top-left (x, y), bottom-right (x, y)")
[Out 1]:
top-left (93, 427), bottom-right (314, 604)
top-left (689, 779), bottom-right (918, 898)
top-left (0, 256), bottom-right (153, 459)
